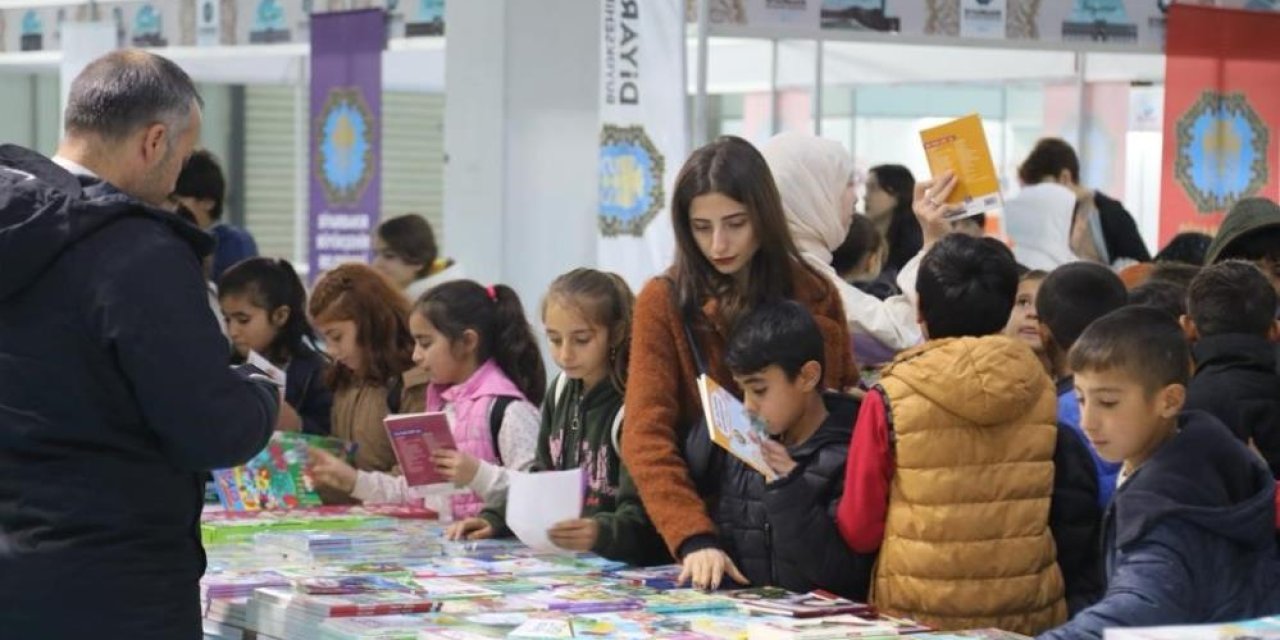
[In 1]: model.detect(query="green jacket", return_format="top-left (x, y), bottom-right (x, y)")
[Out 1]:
top-left (480, 375), bottom-right (670, 566)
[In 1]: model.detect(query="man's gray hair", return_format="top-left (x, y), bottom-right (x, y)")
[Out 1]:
top-left (64, 49), bottom-right (203, 142)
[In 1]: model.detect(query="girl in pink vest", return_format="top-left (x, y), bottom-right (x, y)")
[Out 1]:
top-left (310, 280), bottom-right (546, 520)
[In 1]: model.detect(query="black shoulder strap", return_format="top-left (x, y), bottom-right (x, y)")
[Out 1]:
top-left (664, 276), bottom-right (708, 377)
top-left (488, 396), bottom-right (517, 466)
top-left (385, 376), bottom-right (405, 414)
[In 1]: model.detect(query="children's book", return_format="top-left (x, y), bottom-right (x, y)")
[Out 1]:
top-left (384, 412), bottom-right (458, 487)
top-left (919, 113), bottom-right (1002, 220)
top-left (746, 614), bottom-right (901, 640)
top-left (507, 585), bottom-right (645, 614)
top-left (1102, 615), bottom-right (1280, 639)
top-left (319, 614), bottom-right (437, 640)
top-left (642, 589), bottom-right (739, 614)
top-left (508, 618), bottom-right (575, 639)
top-left (698, 375), bottom-right (777, 481)
top-left (728, 587), bottom-right (872, 619)
top-left (297, 575), bottom-right (417, 595)
top-left (609, 564), bottom-right (683, 590)
top-left (409, 578), bottom-right (504, 600)
top-left (255, 588), bottom-right (444, 618)
top-left (200, 570), bottom-right (291, 601)
top-left (212, 432), bottom-right (356, 512)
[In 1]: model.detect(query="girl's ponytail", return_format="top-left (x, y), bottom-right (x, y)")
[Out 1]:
top-left (417, 280), bottom-right (546, 405)
top-left (490, 285), bottom-right (547, 406)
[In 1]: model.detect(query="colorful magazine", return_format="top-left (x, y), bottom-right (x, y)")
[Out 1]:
top-left (643, 589), bottom-right (738, 614)
top-left (698, 375), bottom-right (777, 481)
top-left (212, 432), bottom-right (356, 512)
top-left (728, 587), bottom-right (872, 619)
top-left (746, 614), bottom-right (901, 639)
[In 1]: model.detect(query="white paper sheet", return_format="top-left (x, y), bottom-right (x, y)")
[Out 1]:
top-left (506, 469), bottom-right (583, 554)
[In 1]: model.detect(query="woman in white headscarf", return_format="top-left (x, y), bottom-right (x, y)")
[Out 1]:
top-left (761, 132), bottom-right (922, 353)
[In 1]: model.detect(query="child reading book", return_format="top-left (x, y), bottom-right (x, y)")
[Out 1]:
top-left (310, 280), bottom-right (544, 520)
top-left (448, 269), bottom-right (669, 566)
top-left (684, 300), bottom-right (873, 599)
top-left (1039, 307), bottom-right (1280, 639)
top-left (305, 264), bottom-right (428, 480)
top-left (219, 257), bottom-right (333, 435)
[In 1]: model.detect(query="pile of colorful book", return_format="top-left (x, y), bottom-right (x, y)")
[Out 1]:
top-left (200, 506), bottom-right (1032, 640)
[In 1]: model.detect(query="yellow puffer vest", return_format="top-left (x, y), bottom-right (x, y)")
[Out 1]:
top-left (872, 336), bottom-right (1066, 636)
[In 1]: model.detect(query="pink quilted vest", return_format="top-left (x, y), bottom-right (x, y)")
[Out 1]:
top-left (425, 359), bottom-right (526, 519)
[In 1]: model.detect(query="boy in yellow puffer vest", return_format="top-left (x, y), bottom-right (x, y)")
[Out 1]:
top-left (836, 235), bottom-right (1067, 635)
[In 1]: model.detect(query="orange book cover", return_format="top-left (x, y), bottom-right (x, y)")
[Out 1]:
top-left (920, 113), bottom-right (1003, 219)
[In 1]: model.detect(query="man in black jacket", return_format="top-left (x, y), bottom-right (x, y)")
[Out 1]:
top-left (1183, 261), bottom-right (1280, 478)
top-left (0, 50), bottom-right (279, 639)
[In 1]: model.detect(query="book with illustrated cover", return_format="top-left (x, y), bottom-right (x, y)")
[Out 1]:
top-left (746, 614), bottom-right (900, 640)
top-left (919, 113), bottom-right (1002, 220)
top-left (255, 587), bottom-right (443, 618)
top-left (297, 575), bottom-right (417, 595)
top-left (642, 589), bottom-right (738, 614)
top-left (728, 587), bottom-right (872, 619)
top-left (410, 578), bottom-right (504, 600)
top-left (698, 374), bottom-right (777, 481)
top-left (318, 614), bottom-right (436, 639)
top-left (609, 564), bottom-right (683, 590)
top-left (384, 412), bottom-right (458, 487)
top-left (212, 431), bottom-right (356, 512)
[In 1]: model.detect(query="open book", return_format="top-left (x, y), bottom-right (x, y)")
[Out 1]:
top-left (384, 412), bottom-right (458, 487)
top-left (697, 375), bottom-right (777, 482)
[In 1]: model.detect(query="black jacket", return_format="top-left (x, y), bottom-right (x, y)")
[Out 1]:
top-left (1186, 333), bottom-right (1280, 478)
top-left (1094, 192), bottom-right (1151, 264)
top-left (286, 347), bottom-right (335, 436)
top-left (1041, 412), bottom-right (1280, 639)
top-left (0, 146), bottom-right (278, 639)
top-left (1050, 421), bottom-right (1105, 615)
top-left (687, 392), bottom-right (875, 601)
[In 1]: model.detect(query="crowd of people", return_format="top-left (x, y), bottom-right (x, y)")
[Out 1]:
top-left (3, 50), bottom-right (1280, 640)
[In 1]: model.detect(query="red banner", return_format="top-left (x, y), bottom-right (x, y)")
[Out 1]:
top-left (1160, 4), bottom-right (1280, 245)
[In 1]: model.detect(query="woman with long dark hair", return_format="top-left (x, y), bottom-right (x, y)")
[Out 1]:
top-left (621, 136), bottom-right (858, 589)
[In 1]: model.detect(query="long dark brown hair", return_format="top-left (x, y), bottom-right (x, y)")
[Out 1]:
top-left (671, 136), bottom-right (809, 326)
top-left (417, 281), bottom-right (547, 406)
top-left (308, 263), bottom-right (415, 391)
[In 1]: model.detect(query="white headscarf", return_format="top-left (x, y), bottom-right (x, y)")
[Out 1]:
top-left (761, 132), bottom-right (923, 352)
top-left (760, 132), bottom-right (853, 264)
top-left (1004, 182), bottom-right (1080, 271)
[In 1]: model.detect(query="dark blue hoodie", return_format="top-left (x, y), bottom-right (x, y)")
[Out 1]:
top-left (1039, 411), bottom-right (1280, 640)
top-left (0, 146), bottom-right (278, 639)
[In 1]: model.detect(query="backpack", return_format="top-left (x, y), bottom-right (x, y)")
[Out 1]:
top-left (386, 376), bottom-right (517, 466)
top-left (553, 373), bottom-right (625, 453)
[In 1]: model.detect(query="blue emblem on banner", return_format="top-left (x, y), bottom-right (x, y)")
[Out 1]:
top-left (132, 4), bottom-right (168, 47)
top-left (1175, 92), bottom-right (1270, 214)
top-left (251, 0), bottom-right (290, 43)
top-left (315, 88), bottom-right (375, 205)
top-left (599, 125), bottom-right (665, 238)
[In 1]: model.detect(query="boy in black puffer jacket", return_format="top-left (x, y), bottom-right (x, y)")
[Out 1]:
top-left (685, 300), bottom-right (874, 601)
top-left (1183, 261), bottom-right (1280, 478)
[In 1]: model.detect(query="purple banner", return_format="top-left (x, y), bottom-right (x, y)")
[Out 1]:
top-left (309, 9), bottom-right (383, 280)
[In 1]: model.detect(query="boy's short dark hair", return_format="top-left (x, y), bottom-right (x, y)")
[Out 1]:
top-left (726, 300), bottom-right (825, 382)
top-left (830, 214), bottom-right (883, 276)
top-left (1188, 261), bottom-right (1278, 338)
top-left (1128, 280), bottom-right (1188, 321)
top-left (1069, 306), bottom-right (1191, 393)
top-left (1018, 138), bottom-right (1080, 185)
top-left (172, 149), bottom-right (226, 220)
top-left (916, 234), bottom-right (1018, 339)
top-left (1036, 262), bottom-right (1128, 352)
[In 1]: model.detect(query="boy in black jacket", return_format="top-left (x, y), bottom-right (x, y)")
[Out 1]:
top-left (1183, 261), bottom-right (1280, 478)
top-left (685, 300), bottom-right (874, 600)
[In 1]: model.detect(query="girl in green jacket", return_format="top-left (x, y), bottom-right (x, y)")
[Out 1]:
top-left (447, 268), bottom-right (670, 566)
